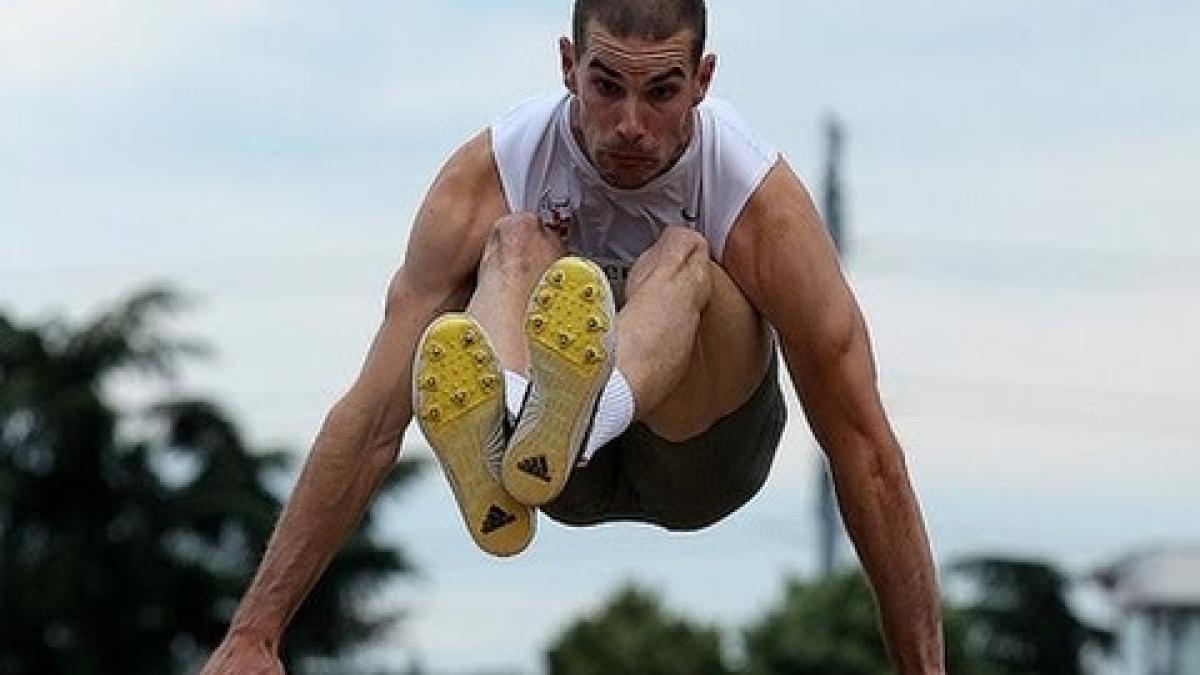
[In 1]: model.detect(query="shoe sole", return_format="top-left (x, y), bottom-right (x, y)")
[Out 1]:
top-left (502, 257), bottom-right (616, 506)
top-left (413, 313), bottom-right (534, 557)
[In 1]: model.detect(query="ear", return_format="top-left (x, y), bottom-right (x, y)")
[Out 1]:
top-left (559, 36), bottom-right (578, 95)
top-left (693, 53), bottom-right (717, 104)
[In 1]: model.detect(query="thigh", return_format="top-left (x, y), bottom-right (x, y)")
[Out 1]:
top-left (635, 259), bottom-right (773, 442)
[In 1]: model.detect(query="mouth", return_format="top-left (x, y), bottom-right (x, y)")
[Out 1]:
top-left (604, 150), bottom-right (655, 166)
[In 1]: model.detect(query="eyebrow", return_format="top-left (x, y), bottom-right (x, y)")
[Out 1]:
top-left (587, 58), bottom-right (686, 85)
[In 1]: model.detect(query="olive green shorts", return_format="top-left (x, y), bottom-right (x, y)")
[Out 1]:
top-left (542, 352), bottom-right (786, 531)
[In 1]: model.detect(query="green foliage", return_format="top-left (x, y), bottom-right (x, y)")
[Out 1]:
top-left (537, 538), bottom-right (1106, 675)
top-left (741, 572), bottom-right (891, 675)
top-left (949, 556), bottom-right (1113, 675)
top-left (0, 286), bottom-right (420, 675)
top-left (545, 583), bottom-right (734, 675)
top-left (544, 574), bottom-right (950, 675)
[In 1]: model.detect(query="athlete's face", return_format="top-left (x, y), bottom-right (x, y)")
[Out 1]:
top-left (561, 22), bottom-right (715, 189)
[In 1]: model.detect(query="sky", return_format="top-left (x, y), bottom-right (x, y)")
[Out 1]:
top-left (3, 1), bottom-right (1199, 672)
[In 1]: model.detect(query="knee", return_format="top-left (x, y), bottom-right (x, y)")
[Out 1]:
top-left (626, 226), bottom-right (713, 301)
top-left (657, 225), bottom-right (709, 256)
top-left (481, 212), bottom-right (564, 276)
top-left (651, 227), bottom-right (711, 277)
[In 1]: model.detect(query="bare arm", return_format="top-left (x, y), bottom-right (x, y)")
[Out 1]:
top-left (201, 131), bottom-right (509, 671)
top-left (724, 159), bottom-right (944, 674)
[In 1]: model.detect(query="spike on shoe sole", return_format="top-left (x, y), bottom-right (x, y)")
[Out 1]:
top-left (502, 257), bottom-right (616, 506)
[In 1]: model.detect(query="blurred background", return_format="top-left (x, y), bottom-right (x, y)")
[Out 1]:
top-left (3, 1), bottom-right (1198, 674)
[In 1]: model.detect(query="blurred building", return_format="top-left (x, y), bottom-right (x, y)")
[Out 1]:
top-left (1095, 546), bottom-right (1200, 675)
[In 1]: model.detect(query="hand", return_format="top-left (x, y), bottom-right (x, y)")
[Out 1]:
top-left (198, 630), bottom-right (283, 675)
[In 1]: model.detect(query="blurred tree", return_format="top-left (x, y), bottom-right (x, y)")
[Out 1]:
top-left (545, 583), bottom-right (734, 675)
top-left (0, 286), bottom-right (420, 675)
top-left (949, 556), bottom-right (1113, 675)
top-left (740, 570), bottom-right (981, 675)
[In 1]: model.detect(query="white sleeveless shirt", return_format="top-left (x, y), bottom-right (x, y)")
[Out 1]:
top-left (491, 92), bottom-right (777, 303)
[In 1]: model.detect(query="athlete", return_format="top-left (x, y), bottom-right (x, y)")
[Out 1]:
top-left (201, 0), bottom-right (945, 672)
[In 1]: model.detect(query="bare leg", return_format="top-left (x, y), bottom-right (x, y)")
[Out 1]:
top-left (466, 213), bottom-right (566, 372)
top-left (618, 226), bottom-right (771, 442)
top-left (409, 214), bottom-right (564, 555)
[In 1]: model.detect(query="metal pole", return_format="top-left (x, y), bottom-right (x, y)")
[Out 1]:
top-left (816, 114), bottom-right (847, 578)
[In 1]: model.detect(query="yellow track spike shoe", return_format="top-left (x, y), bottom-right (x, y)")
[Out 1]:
top-left (502, 256), bottom-right (617, 506)
top-left (413, 313), bottom-right (534, 557)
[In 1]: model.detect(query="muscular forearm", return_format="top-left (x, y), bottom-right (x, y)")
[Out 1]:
top-left (227, 396), bottom-right (408, 646)
top-left (831, 444), bottom-right (944, 675)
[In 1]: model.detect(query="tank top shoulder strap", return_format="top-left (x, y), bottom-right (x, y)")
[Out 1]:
top-left (696, 97), bottom-right (780, 261)
top-left (491, 92), bottom-right (569, 213)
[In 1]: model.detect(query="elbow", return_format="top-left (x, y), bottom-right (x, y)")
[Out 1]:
top-left (826, 425), bottom-right (909, 494)
top-left (787, 300), bottom-right (909, 490)
top-left (318, 390), bottom-right (407, 471)
top-left (863, 437), bottom-right (911, 496)
top-left (808, 379), bottom-right (908, 496)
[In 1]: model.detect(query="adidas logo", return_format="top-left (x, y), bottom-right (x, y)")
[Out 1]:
top-left (517, 455), bottom-right (552, 483)
top-left (481, 505), bottom-right (516, 534)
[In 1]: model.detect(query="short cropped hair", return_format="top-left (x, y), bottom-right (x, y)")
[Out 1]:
top-left (572, 0), bottom-right (707, 66)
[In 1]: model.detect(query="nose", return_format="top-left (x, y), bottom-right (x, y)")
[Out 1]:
top-left (615, 98), bottom-right (645, 145)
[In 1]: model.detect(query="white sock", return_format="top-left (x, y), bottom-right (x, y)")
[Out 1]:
top-left (503, 370), bottom-right (529, 422)
top-left (578, 368), bottom-right (635, 465)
